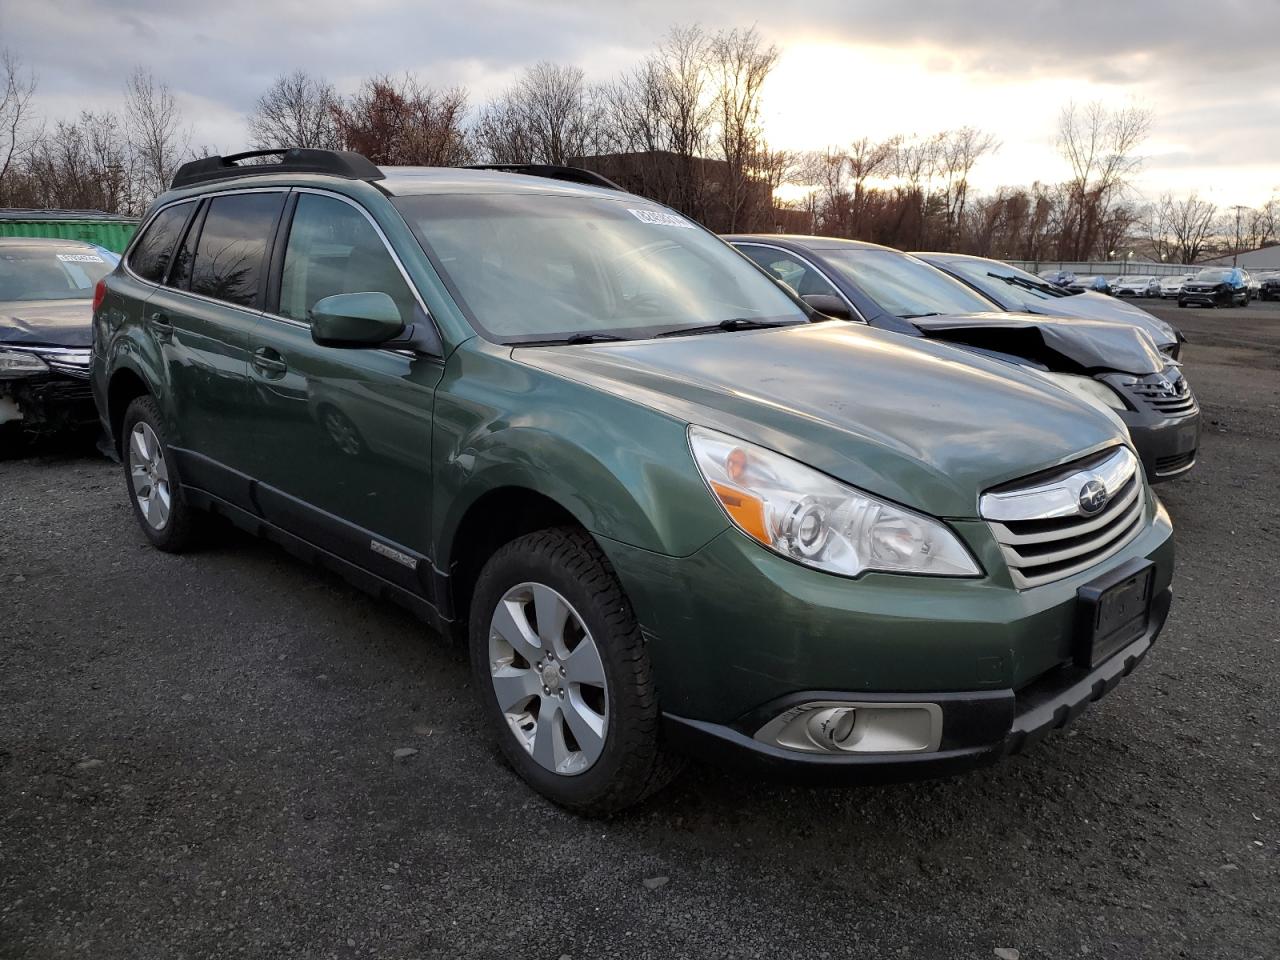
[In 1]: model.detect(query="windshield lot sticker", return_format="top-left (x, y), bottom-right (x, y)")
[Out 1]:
top-left (627, 208), bottom-right (696, 229)
top-left (56, 254), bottom-right (106, 263)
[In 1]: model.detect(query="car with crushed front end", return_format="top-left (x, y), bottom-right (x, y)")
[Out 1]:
top-left (1179, 267), bottom-right (1250, 308)
top-left (1, 237), bottom-right (117, 443)
top-left (913, 252), bottom-right (1183, 359)
top-left (93, 150), bottom-right (1175, 815)
top-left (729, 235), bottom-right (1201, 482)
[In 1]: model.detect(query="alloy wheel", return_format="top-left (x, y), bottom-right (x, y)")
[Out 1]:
top-left (128, 422), bottom-right (171, 530)
top-left (488, 581), bottom-right (609, 776)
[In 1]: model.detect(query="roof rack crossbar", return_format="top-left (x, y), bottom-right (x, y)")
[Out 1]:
top-left (463, 164), bottom-right (624, 192)
top-left (171, 149), bottom-right (384, 190)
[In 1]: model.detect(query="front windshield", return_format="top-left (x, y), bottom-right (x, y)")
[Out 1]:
top-left (0, 244), bottom-right (115, 302)
top-left (1194, 268), bottom-right (1231, 282)
top-left (820, 249), bottom-right (996, 318)
top-left (393, 194), bottom-right (807, 342)
top-left (943, 257), bottom-right (1071, 302)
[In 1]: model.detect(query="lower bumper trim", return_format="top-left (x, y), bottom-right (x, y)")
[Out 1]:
top-left (663, 587), bottom-right (1171, 784)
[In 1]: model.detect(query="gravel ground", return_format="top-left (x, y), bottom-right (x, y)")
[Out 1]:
top-left (2, 302), bottom-right (1278, 960)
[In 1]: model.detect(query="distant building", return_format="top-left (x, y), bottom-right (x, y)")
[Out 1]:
top-left (1197, 244), bottom-right (1280, 272)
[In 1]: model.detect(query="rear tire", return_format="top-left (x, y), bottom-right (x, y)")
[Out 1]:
top-left (468, 526), bottom-right (681, 815)
top-left (121, 396), bottom-right (204, 553)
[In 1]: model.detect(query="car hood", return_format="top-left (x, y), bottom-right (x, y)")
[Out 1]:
top-left (1016, 291), bottom-right (1177, 346)
top-left (518, 321), bottom-right (1126, 519)
top-left (910, 311), bottom-right (1165, 376)
top-left (0, 299), bottom-right (93, 347)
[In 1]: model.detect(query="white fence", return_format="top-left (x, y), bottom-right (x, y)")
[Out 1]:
top-left (1007, 261), bottom-right (1197, 278)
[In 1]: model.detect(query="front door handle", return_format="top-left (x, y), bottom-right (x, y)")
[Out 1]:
top-left (252, 347), bottom-right (288, 379)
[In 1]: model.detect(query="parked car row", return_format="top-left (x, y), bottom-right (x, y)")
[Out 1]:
top-left (9, 150), bottom-right (1185, 815)
top-left (1032, 267), bottom-right (1269, 308)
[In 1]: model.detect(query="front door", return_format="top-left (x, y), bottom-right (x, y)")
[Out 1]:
top-left (249, 190), bottom-right (443, 593)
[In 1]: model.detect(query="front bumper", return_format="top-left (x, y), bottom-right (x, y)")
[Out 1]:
top-left (663, 587), bottom-right (1170, 784)
top-left (1123, 411), bottom-right (1200, 481)
top-left (602, 496), bottom-right (1174, 726)
top-left (0, 374), bottom-right (97, 434)
top-left (1179, 288), bottom-right (1231, 305)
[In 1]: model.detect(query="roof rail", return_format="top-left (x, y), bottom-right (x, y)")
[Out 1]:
top-left (463, 164), bottom-right (624, 192)
top-left (171, 149), bottom-right (384, 190)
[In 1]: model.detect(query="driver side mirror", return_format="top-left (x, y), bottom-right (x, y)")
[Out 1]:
top-left (801, 294), bottom-right (853, 321)
top-left (310, 292), bottom-right (404, 348)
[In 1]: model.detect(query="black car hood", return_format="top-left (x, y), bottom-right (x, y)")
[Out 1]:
top-left (0, 299), bottom-right (93, 348)
top-left (910, 311), bottom-right (1165, 376)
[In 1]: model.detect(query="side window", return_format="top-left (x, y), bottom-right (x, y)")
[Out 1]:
top-left (279, 193), bottom-right (416, 324)
top-left (127, 203), bottom-right (192, 283)
top-left (739, 246), bottom-right (840, 299)
top-left (166, 202), bottom-right (204, 291)
top-left (189, 192), bottom-right (284, 308)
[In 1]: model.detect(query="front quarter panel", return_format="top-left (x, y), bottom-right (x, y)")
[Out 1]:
top-left (432, 338), bottom-right (729, 569)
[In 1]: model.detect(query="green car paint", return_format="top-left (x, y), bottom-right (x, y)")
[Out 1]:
top-left (92, 160), bottom-right (1174, 794)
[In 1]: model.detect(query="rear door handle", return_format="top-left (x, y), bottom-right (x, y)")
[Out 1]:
top-left (252, 347), bottom-right (288, 378)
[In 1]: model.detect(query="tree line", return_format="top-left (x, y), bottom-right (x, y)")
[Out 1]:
top-left (1, 35), bottom-right (1276, 263)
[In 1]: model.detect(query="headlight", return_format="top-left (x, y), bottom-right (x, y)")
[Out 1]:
top-left (688, 426), bottom-right (980, 578)
top-left (1041, 372), bottom-right (1127, 411)
top-left (0, 349), bottom-right (49, 377)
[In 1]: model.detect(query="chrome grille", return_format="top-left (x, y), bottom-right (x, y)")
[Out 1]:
top-left (1126, 370), bottom-right (1197, 417)
top-left (981, 446), bottom-right (1146, 589)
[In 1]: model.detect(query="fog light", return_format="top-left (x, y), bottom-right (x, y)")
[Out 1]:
top-left (755, 700), bottom-right (942, 755)
top-left (807, 707), bottom-right (858, 748)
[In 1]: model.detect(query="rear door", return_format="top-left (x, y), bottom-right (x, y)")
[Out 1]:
top-left (144, 189), bottom-right (286, 506)
top-left (248, 189), bottom-right (443, 591)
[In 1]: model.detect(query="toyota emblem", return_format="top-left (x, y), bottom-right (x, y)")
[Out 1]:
top-left (1078, 479), bottom-right (1109, 515)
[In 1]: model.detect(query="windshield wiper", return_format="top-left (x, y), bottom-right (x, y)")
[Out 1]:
top-left (564, 333), bottom-right (629, 344)
top-left (899, 312), bottom-right (942, 320)
top-left (654, 317), bottom-right (796, 338)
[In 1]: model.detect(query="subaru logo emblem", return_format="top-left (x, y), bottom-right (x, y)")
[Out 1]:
top-left (1078, 479), bottom-right (1109, 515)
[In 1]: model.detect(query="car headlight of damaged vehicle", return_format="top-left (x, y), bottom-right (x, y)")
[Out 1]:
top-left (0, 349), bottom-right (49, 377)
top-left (689, 426), bottom-right (980, 577)
top-left (1041, 372), bottom-right (1128, 411)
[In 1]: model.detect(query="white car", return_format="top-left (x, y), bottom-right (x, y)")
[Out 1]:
top-left (1159, 274), bottom-right (1194, 299)
top-left (1112, 276), bottom-right (1159, 298)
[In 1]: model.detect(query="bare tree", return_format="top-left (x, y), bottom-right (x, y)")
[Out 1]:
top-left (936, 126), bottom-right (999, 247)
top-left (709, 27), bottom-right (778, 230)
top-left (124, 68), bottom-right (191, 204)
top-left (332, 75), bottom-right (471, 166)
top-left (1162, 192), bottom-right (1217, 264)
top-left (248, 70), bottom-right (340, 151)
top-left (21, 112), bottom-right (131, 212)
top-left (0, 50), bottom-right (42, 201)
top-left (473, 62), bottom-right (602, 165)
top-left (1055, 101), bottom-right (1152, 259)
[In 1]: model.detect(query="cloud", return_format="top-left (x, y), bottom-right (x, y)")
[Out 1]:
top-left (4, 0), bottom-right (1277, 203)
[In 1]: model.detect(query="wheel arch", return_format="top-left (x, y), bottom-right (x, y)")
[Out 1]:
top-left (106, 365), bottom-right (152, 455)
top-left (444, 485), bottom-right (588, 633)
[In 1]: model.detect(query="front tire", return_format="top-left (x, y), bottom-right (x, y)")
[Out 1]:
top-left (468, 527), bottom-right (680, 815)
top-left (121, 396), bottom-right (203, 552)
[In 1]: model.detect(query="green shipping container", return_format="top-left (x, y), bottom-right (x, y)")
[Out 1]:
top-left (0, 209), bottom-right (140, 253)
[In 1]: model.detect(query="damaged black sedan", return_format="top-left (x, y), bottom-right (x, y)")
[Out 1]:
top-left (0, 238), bottom-right (114, 441)
top-left (727, 235), bottom-right (1200, 482)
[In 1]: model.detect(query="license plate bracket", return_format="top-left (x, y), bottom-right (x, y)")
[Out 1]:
top-left (1075, 558), bottom-right (1155, 668)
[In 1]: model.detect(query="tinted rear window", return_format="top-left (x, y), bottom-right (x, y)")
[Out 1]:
top-left (128, 204), bottom-right (192, 284)
top-left (189, 192), bottom-right (284, 308)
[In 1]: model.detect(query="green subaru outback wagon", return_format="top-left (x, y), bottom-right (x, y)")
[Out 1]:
top-left (92, 149), bottom-right (1174, 814)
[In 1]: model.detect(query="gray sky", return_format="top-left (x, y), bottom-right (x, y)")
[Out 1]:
top-left (5, 0), bottom-right (1278, 205)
